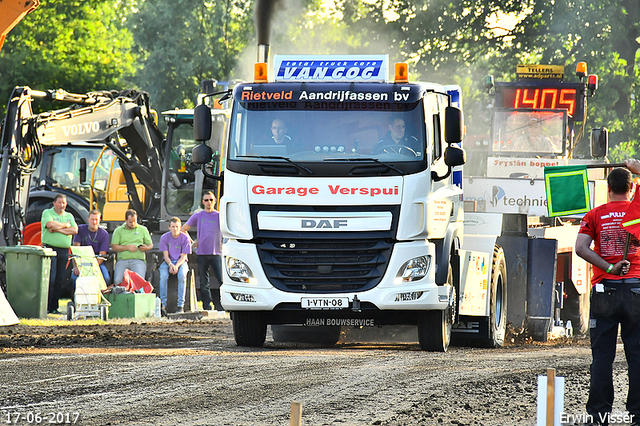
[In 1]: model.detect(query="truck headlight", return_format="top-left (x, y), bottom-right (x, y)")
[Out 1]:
top-left (226, 257), bottom-right (255, 283)
top-left (395, 255), bottom-right (431, 283)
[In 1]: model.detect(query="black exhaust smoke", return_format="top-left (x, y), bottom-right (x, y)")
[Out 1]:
top-left (254, 0), bottom-right (283, 62)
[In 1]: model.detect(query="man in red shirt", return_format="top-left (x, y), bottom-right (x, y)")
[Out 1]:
top-left (576, 164), bottom-right (640, 426)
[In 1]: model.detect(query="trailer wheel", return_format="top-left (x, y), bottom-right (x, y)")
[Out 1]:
top-left (418, 265), bottom-right (455, 352)
top-left (100, 305), bottom-right (108, 321)
top-left (481, 246), bottom-right (507, 348)
top-left (66, 302), bottom-right (75, 321)
top-left (232, 311), bottom-right (267, 347)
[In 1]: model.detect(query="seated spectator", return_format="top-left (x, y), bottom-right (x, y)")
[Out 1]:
top-left (159, 217), bottom-right (191, 315)
top-left (72, 210), bottom-right (110, 285)
top-left (111, 209), bottom-right (152, 285)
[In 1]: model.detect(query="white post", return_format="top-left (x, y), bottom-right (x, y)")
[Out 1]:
top-left (537, 369), bottom-right (565, 426)
top-left (290, 401), bottom-right (302, 426)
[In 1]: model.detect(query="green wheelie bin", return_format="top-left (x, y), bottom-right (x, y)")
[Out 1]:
top-left (1, 245), bottom-right (56, 318)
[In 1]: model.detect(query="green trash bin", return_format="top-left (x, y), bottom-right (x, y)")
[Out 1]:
top-left (1, 245), bottom-right (56, 318)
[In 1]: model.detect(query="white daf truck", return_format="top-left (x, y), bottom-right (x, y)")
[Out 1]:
top-left (193, 53), bottom-right (507, 351)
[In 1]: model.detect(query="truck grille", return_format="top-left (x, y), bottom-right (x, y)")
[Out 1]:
top-left (256, 239), bottom-right (393, 293)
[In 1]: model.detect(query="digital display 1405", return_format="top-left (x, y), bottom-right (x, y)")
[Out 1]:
top-left (496, 82), bottom-right (584, 121)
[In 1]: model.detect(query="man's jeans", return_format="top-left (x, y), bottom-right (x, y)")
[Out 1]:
top-left (587, 279), bottom-right (640, 425)
top-left (72, 263), bottom-right (110, 287)
top-left (159, 261), bottom-right (188, 308)
top-left (197, 255), bottom-right (223, 310)
top-left (113, 259), bottom-right (147, 285)
top-left (45, 245), bottom-right (70, 312)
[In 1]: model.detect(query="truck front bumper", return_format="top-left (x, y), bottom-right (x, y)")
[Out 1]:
top-left (220, 239), bottom-right (452, 317)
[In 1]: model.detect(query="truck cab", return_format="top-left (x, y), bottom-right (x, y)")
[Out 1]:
top-left (195, 55), bottom-right (505, 351)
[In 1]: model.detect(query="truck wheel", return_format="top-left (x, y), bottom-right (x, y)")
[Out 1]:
top-left (272, 325), bottom-right (341, 345)
top-left (232, 311), bottom-right (267, 347)
top-left (480, 246), bottom-right (507, 348)
top-left (418, 266), bottom-right (455, 352)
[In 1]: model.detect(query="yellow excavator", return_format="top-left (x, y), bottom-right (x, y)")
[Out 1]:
top-left (0, 0), bottom-right (39, 52)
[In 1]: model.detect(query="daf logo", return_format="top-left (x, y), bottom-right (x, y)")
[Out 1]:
top-left (301, 219), bottom-right (347, 229)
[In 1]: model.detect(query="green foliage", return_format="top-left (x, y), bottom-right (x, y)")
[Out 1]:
top-left (128, 0), bottom-right (253, 113)
top-left (0, 0), bottom-right (637, 153)
top-left (308, 0), bottom-right (640, 147)
top-left (608, 141), bottom-right (638, 165)
top-left (0, 0), bottom-right (138, 112)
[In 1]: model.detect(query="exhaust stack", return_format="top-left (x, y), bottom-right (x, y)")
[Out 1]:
top-left (257, 43), bottom-right (270, 64)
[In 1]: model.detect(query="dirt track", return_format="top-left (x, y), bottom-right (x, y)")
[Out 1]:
top-left (0, 318), bottom-right (635, 426)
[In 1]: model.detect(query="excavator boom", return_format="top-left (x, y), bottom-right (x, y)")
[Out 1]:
top-left (0, 86), bottom-right (164, 247)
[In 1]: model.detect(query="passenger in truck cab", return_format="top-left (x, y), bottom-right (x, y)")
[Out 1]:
top-left (251, 118), bottom-right (295, 156)
top-left (373, 116), bottom-right (421, 156)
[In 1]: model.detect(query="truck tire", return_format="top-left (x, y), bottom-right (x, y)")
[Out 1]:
top-left (25, 200), bottom-right (50, 225)
top-left (480, 246), bottom-right (507, 348)
top-left (232, 311), bottom-right (267, 347)
top-left (418, 265), bottom-right (455, 352)
top-left (271, 325), bottom-right (341, 345)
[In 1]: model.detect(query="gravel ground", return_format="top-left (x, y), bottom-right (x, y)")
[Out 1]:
top-left (0, 318), bottom-right (635, 426)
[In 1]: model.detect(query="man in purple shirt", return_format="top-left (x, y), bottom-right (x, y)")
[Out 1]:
top-left (73, 210), bottom-right (110, 284)
top-left (181, 191), bottom-right (223, 311)
top-left (159, 217), bottom-right (192, 314)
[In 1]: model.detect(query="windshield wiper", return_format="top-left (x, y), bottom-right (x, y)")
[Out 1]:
top-left (323, 157), bottom-right (404, 175)
top-left (237, 155), bottom-right (314, 175)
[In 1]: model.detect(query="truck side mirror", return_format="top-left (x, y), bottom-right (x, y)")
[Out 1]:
top-left (444, 145), bottom-right (466, 167)
top-left (590, 127), bottom-right (608, 157)
top-left (79, 157), bottom-right (87, 184)
top-left (444, 106), bottom-right (464, 143)
top-left (194, 103), bottom-right (212, 142)
top-left (192, 143), bottom-right (213, 164)
top-left (432, 145), bottom-right (466, 182)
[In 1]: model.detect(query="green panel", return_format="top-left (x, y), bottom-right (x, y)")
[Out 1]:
top-left (544, 165), bottom-right (590, 217)
top-left (0, 246), bottom-right (56, 318)
top-left (104, 293), bottom-right (156, 319)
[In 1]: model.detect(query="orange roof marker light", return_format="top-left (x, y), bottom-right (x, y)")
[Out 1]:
top-left (576, 62), bottom-right (587, 79)
top-left (395, 63), bottom-right (409, 83)
top-left (254, 62), bottom-right (268, 83)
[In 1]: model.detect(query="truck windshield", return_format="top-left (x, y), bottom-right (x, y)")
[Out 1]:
top-left (228, 101), bottom-right (425, 163)
top-left (491, 110), bottom-right (565, 156)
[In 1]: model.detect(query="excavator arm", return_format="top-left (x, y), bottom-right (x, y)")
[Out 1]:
top-left (0, 86), bottom-right (164, 247)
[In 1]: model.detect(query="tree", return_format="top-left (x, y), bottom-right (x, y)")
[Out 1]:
top-left (128, 0), bottom-right (253, 114)
top-left (318, 0), bottom-right (640, 148)
top-left (0, 0), bottom-right (138, 112)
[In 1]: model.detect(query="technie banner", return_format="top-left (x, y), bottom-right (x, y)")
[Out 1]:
top-left (273, 54), bottom-right (389, 82)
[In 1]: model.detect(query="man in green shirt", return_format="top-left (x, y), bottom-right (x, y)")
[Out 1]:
top-left (41, 194), bottom-right (78, 314)
top-left (111, 209), bottom-right (153, 285)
